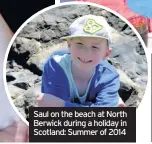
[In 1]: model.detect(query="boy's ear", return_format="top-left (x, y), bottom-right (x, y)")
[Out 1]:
top-left (67, 40), bottom-right (71, 48)
top-left (105, 48), bottom-right (112, 58)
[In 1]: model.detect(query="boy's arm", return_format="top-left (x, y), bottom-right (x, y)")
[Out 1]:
top-left (39, 74), bottom-right (119, 107)
top-left (41, 56), bottom-right (72, 102)
top-left (87, 73), bottom-right (120, 107)
top-left (37, 93), bottom-right (65, 107)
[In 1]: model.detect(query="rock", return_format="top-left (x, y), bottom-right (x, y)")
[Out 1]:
top-left (133, 75), bottom-right (148, 89)
top-left (118, 21), bottom-right (127, 31)
top-left (41, 14), bottom-right (57, 25)
top-left (8, 37), bottom-right (42, 69)
top-left (26, 42), bottom-right (68, 73)
top-left (41, 29), bottom-right (57, 42)
top-left (7, 69), bottom-right (40, 90)
top-left (123, 27), bottom-right (134, 35)
top-left (125, 88), bottom-right (145, 107)
top-left (31, 14), bottom-right (45, 24)
top-left (13, 84), bottom-right (41, 120)
top-left (57, 23), bottom-right (69, 36)
top-left (24, 88), bottom-right (39, 107)
top-left (8, 37), bottom-right (43, 75)
top-left (14, 95), bottom-right (27, 119)
top-left (124, 69), bottom-right (137, 79)
top-left (107, 16), bottom-right (120, 29)
top-left (47, 5), bottom-right (90, 18)
top-left (136, 41), bottom-right (146, 55)
top-left (19, 22), bottom-right (37, 35)
top-left (108, 58), bottom-right (145, 107)
top-left (7, 85), bottom-right (25, 99)
top-left (110, 35), bottom-right (147, 86)
top-left (13, 95), bottom-right (26, 108)
top-left (12, 37), bottom-right (41, 55)
top-left (116, 68), bottom-right (143, 105)
top-left (109, 27), bottom-right (123, 43)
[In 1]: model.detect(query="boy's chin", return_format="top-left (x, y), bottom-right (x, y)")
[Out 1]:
top-left (77, 64), bottom-right (95, 72)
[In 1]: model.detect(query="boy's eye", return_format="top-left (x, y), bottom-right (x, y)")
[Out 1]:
top-left (92, 46), bottom-right (99, 50)
top-left (76, 42), bottom-right (83, 45)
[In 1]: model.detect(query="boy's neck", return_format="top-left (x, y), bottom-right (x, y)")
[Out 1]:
top-left (71, 62), bottom-right (95, 81)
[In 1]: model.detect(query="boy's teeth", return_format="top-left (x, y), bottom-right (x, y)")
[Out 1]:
top-left (78, 57), bottom-right (91, 63)
top-left (82, 58), bottom-right (87, 62)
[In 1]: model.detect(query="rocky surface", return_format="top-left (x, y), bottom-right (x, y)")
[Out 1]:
top-left (6, 4), bottom-right (147, 120)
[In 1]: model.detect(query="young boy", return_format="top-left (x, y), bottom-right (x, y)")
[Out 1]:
top-left (38, 15), bottom-right (122, 107)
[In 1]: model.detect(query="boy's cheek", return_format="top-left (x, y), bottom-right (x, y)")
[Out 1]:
top-left (71, 49), bottom-right (79, 58)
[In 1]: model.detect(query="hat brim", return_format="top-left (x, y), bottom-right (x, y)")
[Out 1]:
top-left (61, 35), bottom-right (112, 44)
top-left (127, 0), bottom-right (152, 18)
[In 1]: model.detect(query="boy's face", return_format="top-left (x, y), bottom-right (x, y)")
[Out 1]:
top-left (68, 37), bottom-right (110, 71)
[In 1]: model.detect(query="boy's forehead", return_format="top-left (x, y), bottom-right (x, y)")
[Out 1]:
top-left (71, 37), bottom-right (107, 44)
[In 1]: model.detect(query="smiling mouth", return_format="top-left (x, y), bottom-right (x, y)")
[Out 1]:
top-left (78, 57), bottom-right (92, 63)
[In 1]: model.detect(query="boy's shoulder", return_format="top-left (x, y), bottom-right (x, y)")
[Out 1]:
top-left (94, 60), bottom-right (119, 89)
top-left (48, 50), bottom-right (69, 60)
top-left (43, 50), bottom-right (69, 71)
top-left (97, 60), bottom-right (118, 76)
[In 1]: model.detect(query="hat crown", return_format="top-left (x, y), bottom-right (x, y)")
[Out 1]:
top-left (62, 15), bottom-right (112, 44)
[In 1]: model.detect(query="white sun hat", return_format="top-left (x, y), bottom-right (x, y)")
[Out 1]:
top-left (61, 14), bottom-right (112, 44)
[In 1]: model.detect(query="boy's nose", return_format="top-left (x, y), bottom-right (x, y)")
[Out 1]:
top-left (81, 49), bottom-right (92, 58)
top-left (82, 47), bottom-right (92, 54)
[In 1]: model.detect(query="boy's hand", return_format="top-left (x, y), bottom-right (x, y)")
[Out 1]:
top-left (37, 93), bottom-right (65, 107)
top-left (118, 97), bottom-right (125, 107)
